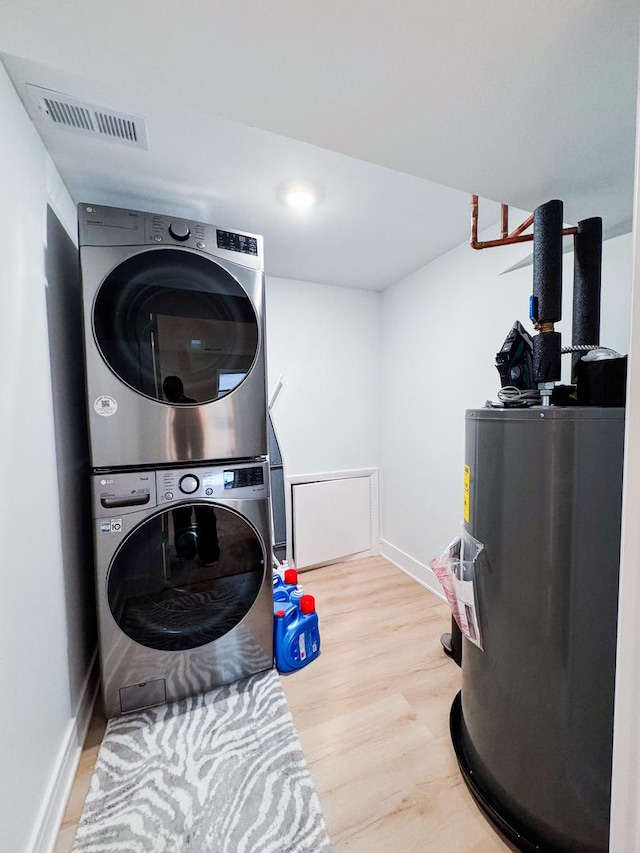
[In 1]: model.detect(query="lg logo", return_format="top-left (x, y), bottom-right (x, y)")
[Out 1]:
top-left (100, 479), bottom-right (114, 485)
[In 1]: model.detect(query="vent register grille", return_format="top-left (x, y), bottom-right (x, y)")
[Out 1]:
top-left (27, 85), bottom-right (148, 149)
top-left (45, 97), bottom-right (138, 142)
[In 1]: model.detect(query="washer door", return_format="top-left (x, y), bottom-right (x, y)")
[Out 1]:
top-left (107, 503), bottom-right (265, 651)
top-left (93, 249), bottom-right (259, 404)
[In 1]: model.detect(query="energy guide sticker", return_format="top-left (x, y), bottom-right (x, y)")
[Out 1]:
top-left (464, 465), bottom-right (470, 522)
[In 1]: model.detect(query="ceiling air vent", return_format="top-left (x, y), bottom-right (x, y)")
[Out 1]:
top-left (26, 85), bottom-right (148, 149)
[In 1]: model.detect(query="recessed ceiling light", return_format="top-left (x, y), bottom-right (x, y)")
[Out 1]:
top-left (281, 181), bottom-right (320, 209)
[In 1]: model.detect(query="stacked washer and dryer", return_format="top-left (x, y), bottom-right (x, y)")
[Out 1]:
top-left (79, 204), bottom-right (273, 718)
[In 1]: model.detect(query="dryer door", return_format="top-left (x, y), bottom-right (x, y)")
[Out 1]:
top-left (107, 502), bottom-right (266, 651)
top-left (93, 248), bottom-right (259, 404)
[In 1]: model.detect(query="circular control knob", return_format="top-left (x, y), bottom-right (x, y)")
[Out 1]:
top-left (168, 221), bottom-right (190, 241)
top-left (179, 475), bottom-right (199, 494)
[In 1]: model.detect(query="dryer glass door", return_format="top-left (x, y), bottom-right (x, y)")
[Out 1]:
top-left (107, 503), bottom-right (265, 651)
top-left (93, 249), bottom-right (259, 404)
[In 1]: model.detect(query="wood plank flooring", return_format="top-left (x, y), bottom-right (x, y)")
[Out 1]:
top-left (55, 556), bottom-right (511, 852)
top-left (55, 699), bottom-right (107, 852)
top-left (280, 557), bottom-right (511, 852)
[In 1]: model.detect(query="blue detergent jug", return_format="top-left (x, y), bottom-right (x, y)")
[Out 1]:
top-left (273, 567), bottom-right (299, 605)
top-left (274, 594), bottom-right (321, 673)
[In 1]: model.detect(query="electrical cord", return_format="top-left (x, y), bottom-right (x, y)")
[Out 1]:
top-left (489, 345), bottom-right (623, 409)
top-left (496, 386), bottom-right (541, 404)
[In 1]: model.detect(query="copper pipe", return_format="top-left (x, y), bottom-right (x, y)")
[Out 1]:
top-left (501, 204), bottom-right (509, 239)
top-left (471, 195), bottom-right (479, 247)
top-left (509, 213), bottom-right (534, 238)
top-left (471, 233), bottom-right (539, 249)
top-left (470, 195), bottom-right (577, 250)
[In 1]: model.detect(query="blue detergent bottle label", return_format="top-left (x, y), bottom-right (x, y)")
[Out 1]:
top-left (274, 594), bottom-right (321, 673)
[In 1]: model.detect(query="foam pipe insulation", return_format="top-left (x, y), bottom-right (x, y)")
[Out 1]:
top-left (532, 199), bottom-right (564, 384)
top-left (533, 199), bottom-right (564, 323)
top-left (572, 217), bottom-right (603, 380)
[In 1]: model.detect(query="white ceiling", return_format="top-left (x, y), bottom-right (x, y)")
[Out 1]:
top-left (1, 1), bottom-right (638, 290)
top-left (1, 54), bottom-right (501, 291)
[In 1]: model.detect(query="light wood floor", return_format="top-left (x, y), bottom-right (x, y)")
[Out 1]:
top-left (55, 556), bottom-right (512, 852)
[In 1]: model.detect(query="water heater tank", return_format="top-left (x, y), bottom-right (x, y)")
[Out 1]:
top-left (451, 407), bottom-right (624, 853)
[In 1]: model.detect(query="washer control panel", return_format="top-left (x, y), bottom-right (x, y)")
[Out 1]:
top-left (93, 461), bottom-right (268, 517)
top-left (157, 461), bottom-right (269, 505)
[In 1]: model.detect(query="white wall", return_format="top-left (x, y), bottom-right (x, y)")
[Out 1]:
top-left (0, 62), bottom-right (94, 853)
top-left (265, 275), bottom-right (381, 475)
top-left (610, 62), bottom-right (640, 852)
top-left (380, 225), bottom-right (633, 588)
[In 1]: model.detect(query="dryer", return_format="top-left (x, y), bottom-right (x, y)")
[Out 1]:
top-left (79, 203), bottom-right (267, 469)
top-left (92, 459), bottom-right (273, 717)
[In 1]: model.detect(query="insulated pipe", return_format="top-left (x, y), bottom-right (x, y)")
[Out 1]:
top-left (532, 200), bottom-right (564, 388)
top-left (533, 331), bottom-right (562, 384)
top-left (571, 217), bottom-right (603, 381)
top-left (532, 199), bottom-right (564, 323)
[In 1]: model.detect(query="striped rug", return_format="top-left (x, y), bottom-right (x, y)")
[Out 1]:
top-left (72, 669), bottom-right (332, 853)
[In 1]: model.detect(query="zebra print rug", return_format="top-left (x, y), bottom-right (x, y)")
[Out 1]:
top-left (72, 669), bottom-right (332, 853)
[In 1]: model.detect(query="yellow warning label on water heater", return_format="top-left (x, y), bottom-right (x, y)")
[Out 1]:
top-left (463, 465), bottom-right (470, 522)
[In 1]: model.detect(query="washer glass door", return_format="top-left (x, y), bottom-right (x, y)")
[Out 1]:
top-left (107, 503), bottom-right (265, 651)
top-left (93, 249), bottom-right (259, 404)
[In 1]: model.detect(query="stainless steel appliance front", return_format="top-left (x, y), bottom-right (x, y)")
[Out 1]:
top-left (79, 203), bottom-right (267, 468)
top-left (92, 460), bottom-right (273, 717)
top-left (456, 407), bottom-right (624, 852)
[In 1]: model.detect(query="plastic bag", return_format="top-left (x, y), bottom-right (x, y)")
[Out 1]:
top-left (430, 530), bottom-right (484, 649)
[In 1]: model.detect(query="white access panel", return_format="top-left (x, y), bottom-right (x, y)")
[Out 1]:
top-left (292, 476), bottom-right (372, 569)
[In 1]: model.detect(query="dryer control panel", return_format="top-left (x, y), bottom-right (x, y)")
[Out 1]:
top-left (78, 202), bottom-right (264, 271)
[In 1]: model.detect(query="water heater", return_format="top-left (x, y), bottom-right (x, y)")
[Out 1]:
top-left (451, 407), bottom-right (624, 852)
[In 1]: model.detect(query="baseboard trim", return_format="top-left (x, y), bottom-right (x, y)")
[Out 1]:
top-left (30, 650), bottom-right (99, 853)
top-left (299, 548), bottom-right (374, 572)
top-left (380, 539), bottom-right (446, 602)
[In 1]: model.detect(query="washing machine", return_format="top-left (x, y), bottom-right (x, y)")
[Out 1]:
top-left (92, 459), bottom-right (273, 717)
top-left (79, 203), bottom-right (267, 469)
